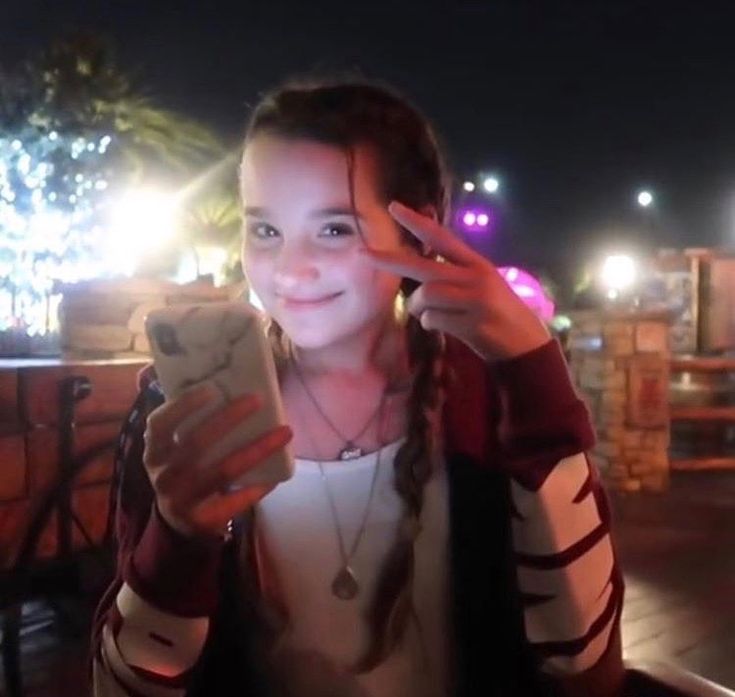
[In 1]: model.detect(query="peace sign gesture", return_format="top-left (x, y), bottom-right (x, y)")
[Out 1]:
top-left (359, 201), bottom-right (551, 362)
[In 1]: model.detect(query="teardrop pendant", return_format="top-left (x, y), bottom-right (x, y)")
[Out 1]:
top-left (339, 442), bottom-right (363, 460)
top-left (332, 566), bottom-right (359, 600)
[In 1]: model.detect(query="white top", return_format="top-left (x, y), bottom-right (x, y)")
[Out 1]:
top-left (256, 436), bottom-right (452, 697)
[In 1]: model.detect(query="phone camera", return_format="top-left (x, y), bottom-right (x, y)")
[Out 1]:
top-left (151, 323), bottom-right (186, 356)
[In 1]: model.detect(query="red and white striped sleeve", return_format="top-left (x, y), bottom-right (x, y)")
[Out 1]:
top-left (92, 504), bottom-right (225, 696)
top-left (90, 370), bottom-right (225, 696)
top-left (493, 339), bottom-right (624, 677)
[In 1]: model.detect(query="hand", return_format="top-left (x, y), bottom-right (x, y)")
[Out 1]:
top-left (358, 201), bottom-right (552, 362)
top-left (143, 384), bottom-right (293, 539)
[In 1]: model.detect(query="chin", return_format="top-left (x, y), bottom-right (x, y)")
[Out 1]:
top-left (280, 323), bottom-right (346, 350)
top-left (275, 309), bottom-right (370, 353)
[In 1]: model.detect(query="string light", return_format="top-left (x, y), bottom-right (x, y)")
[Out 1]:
top-left (0, 130), bottom-right (120, 339)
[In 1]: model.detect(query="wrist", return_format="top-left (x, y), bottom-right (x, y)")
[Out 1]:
top-left (126, 502), bottom-right (226, 617)
top-left (479, 321), bottom-right (552, 362)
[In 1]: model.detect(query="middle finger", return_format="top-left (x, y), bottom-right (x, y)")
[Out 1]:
top-left (358, 247), bottom-right (468, 285)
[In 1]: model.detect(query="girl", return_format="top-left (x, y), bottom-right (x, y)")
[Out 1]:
top-left (91, 80), bottom-right (625, 697)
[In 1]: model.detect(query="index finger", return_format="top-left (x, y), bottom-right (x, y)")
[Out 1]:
top-left (359, 247), bottom-right (467, 285)
top-left (388, 201), bottom-right (484, 268)
top-left (146, 383), bottom-right (217, 444)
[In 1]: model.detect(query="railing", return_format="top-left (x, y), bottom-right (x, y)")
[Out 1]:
top-left (669, 357), bottom-right (735, 471)
top-left (0, 374), bottom-right (117, 697)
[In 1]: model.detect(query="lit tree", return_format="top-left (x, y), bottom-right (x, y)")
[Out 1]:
top-left (0, 32), bottom-right (222, 352)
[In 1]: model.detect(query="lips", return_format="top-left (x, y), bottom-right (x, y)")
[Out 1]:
top-left (279, 292), bottom-right (343, 308)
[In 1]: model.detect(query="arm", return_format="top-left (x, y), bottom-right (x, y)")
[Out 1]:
top-left (90, 373), bottom-right (225, 696)
top-left (491, 338), bottom-right (626, 697)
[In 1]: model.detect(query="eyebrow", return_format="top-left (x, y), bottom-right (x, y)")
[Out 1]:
top-left (243, 205), bottom-right (366, 221)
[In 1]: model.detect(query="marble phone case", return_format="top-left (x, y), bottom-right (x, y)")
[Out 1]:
top-left (144, 302), bottom-right (294, 489)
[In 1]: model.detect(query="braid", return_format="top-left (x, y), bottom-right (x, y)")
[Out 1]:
top-left (353, 278), bottom-right (448, 673)
top-left (264, 314), bottom-right (292, 378)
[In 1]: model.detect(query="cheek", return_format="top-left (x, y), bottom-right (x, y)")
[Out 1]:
top-left (343, 257), bottom-right (401, 306)
top-left (241, 252), bottom-right (273, 299)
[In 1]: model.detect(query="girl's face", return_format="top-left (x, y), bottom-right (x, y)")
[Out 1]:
top-left (240, 135), bottom-right (408, 350)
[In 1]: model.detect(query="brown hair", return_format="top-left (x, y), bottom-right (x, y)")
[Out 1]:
top-left (242, 78), bottom-right (454, 672)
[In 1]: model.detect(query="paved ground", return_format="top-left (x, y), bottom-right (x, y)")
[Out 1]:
top-left (612, 470), bottom-right (735, 690)
top-left (2, 470), bottom-right (734, 696)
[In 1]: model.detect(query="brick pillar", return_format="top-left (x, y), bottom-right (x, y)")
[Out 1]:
top-left (568, 310), bottom-right (672, 493)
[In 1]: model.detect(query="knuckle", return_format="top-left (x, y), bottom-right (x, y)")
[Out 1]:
top-left (168, 500), bottom-right (185, 523)
top-left (145, 412), bottom-right (158, 437)
top-left (142, 448), bottom-right (155, 469)
top-left (155, 468), bottom-right (175, 496)
top-left (182, 433), bottom-right (204, 462)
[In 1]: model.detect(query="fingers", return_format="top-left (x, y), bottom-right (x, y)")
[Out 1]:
top-left (173, 392), bottom-right (263, 464)
top-left (388, 201), bottom-right (484, 268)
top-left (145, 385), bottom-right (293, 539)
top-left (359, 247), bottom-right (468, 285)
top-left (144, 383), bottom-right (217, 466)
top-left (180, 424), bottom-right (293, 504)
top-left (405, 280), bottom-right (472, 318)
top-left (156, 424), bottom-right (291, 534)
top-left (147, 383), bottom-right (215, 440)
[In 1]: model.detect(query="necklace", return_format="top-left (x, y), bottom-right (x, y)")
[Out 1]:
top-left (295, 364), bottom-right (389, 600)
top-left (291, 359), bottom-right (386, 460)
top-left (317, 443), bottom-right (384, 601)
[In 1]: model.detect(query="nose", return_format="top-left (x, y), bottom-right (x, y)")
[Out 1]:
top-left (273, 246), bottom-right (320, 292)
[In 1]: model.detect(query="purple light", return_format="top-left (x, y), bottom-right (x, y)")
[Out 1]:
top-left (498, 266), bottom-right (555, 322)
top-left (458, 206), bottom-right (493, 233)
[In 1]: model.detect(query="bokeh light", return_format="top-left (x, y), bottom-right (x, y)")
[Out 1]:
top-left (637, 190), bottom-right (654, 207)
top-left (499, 266), bottom-right (555, 321)
top-left (601, 254), bottom-right (637, 293)
top-left (458, 206), bottom-right (492, 233)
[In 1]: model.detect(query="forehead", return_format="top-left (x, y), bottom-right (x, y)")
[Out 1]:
top-left (239, 135), bottom-right (383, 206)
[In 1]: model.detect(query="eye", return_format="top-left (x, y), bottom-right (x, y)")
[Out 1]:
top-left (320, 223), bottom-right (354, 238)
top-left (247, 222), bottom-right (279, 240)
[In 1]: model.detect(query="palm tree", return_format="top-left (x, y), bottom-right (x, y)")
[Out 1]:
top-left (19, 31), bottom-right (223, 179)
top-left (181, 189), bottom-right (243, 281)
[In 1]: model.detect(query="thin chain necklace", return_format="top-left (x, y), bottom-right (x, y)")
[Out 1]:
top-left (317, 439), bottom-right (384, 601)
top-left (291, 358), bottom-right (386, 461)
top-left (293, 359), bottom-right (389, 600)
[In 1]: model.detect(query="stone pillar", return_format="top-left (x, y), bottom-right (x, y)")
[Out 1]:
top-left (568, 310), bottom-right (672, 493)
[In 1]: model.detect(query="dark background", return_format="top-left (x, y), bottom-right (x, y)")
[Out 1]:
top-left (3, 0), bottom-right (735, 291)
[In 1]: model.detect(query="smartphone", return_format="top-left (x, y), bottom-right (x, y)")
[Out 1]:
top-left (144, 301), bottom-right (294, 489)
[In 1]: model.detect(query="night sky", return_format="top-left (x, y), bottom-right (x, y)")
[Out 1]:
top-left (3, 0), bottom-right (735, 292)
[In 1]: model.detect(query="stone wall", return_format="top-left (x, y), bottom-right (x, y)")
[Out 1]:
top-left (568, 310), bottom-right (672, 493)
top-left (58, 278), bottom-right (248, 358)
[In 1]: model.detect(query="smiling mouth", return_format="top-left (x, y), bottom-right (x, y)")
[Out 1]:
top-left (280, 292), bottom-right (343, 308)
